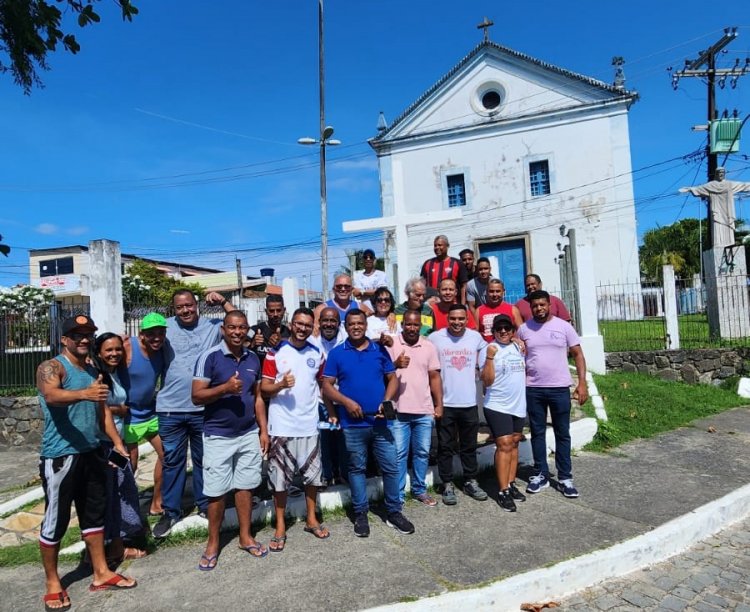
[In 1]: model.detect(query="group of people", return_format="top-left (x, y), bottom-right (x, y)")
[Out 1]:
top-left (34, 235), bottom-right (588, 611)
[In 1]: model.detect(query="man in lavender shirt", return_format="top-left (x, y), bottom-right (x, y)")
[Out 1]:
top-left (517, 290), bottom-right (588, 498)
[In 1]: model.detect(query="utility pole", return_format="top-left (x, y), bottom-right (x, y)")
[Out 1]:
top-left (672, 27), bottom-right (745, 248)
top-left (235, 257), bottom-right (243, 299)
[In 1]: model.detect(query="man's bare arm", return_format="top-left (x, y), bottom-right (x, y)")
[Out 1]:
top-left (36, 360), bottom-right (108, 405)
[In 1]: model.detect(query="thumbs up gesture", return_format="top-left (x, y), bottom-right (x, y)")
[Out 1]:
top-left (395, 350), bottom-right (410, 369)
top-left (487, 344), bottom-right (499, 360)
top-left (280, 370), bottom-right (295, 389)
top-left (85, 373), bottom-right (109, 402)
top-left (269, 327), bottom-right (282, 348)
top-left (226, 371), bottom-right (243, 394)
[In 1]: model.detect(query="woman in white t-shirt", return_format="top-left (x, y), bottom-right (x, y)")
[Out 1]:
top-left (480, 314), bottom-right (527, 513)
top-left (366, 287), bottom-right (401, 340)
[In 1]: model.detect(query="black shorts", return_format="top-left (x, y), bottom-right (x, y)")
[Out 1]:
top-left (39, 447), bottom-right (107, 546)
top-left (483, 409), bottom-right (525, 439)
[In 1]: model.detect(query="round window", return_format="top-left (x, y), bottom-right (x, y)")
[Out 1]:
top-left (481, 90), bottom-right (501, 110)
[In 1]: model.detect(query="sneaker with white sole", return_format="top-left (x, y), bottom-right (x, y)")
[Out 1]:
top-left (526, 473), bottom-right (550, 494)
top-left (463, 479), bottom-right (488, 501)
top-left (353, 512), bottom-right (370, 537)
top-left (496, 489), bottom-right (517, 512)
top-left (152, 514), bottom-right (179, 539)
top-left (386, 512), bottom-right (415, 534)
top-left (509, 481), bottom-right (526, 502)
top-left (559, 479), bottom-right (579, 498)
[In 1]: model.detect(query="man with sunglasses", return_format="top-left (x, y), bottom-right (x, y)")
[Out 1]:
top-left (36, 315), bottom-right (137, 608)
top-left (315, 274), bottom-right (361, 331)
top-left (353, 248), bottom-right (388, 311)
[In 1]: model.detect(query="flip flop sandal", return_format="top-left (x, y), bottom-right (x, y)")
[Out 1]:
top-left (198, 553), bottom-right (218, 571)
top-left (238, 542), bottom-right (269, 558)
top-left (303, 525), bottom-right (330, 539)
top-left (269, 535), bottom-right (287, 552)
top-left (43, 590), bottom-right (71, 612)
top-left (123, 547), bottom-right (148, 560)
top-left (89, 573), bottom-right (138, 592)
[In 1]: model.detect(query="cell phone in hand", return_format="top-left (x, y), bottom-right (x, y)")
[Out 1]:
top-left (108, 449), bottom-right (129, 470)
top-left (381, 400), bottom-right (397, 420)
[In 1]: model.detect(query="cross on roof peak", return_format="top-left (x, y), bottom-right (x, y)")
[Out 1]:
top-left (477, 16), bottom-right (494, 43)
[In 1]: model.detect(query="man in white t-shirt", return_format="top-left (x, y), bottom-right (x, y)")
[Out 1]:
top-left (261, 307), bottom-right (330, 552)
top-left (353, 249), bottom-right (388, 310)
top-left (517, 290), bottom-right (588, 499)
top-left (428, 304), bottom-right (488, 505)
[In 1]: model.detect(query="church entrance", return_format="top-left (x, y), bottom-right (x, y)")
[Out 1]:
top-left (478, 238), bottom-right (527, 303)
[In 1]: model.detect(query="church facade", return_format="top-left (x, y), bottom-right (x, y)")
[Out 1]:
top-left (345, 39), bottom-right (641, 303)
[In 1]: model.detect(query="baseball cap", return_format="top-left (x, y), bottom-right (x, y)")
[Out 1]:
top-left (363, 248), bottom-right (376, 259)
top-left (141, 312), bottom-right (168, 331)
top-left (492, 314), bottom-right (515, 330)
top-left (61, 314), bottom-right (98, 336)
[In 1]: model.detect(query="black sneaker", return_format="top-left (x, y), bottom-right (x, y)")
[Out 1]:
top-left (509, 482), bottom-right (526, 502)
top-left (386, 511), bottom-right (415, 535)
top-left (497, 490), bottom-right (517, 512)
top-left (353, 512), bottom-right (370, 538)
top-left (152, 514), bottom-right (179, 539)
top-left (463, 479), bottom-right (489, 501)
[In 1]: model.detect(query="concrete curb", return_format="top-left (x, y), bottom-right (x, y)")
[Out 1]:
top-left (366, 482), bottom-right (750, 611)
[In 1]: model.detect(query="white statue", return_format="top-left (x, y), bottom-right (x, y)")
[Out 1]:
top-left (679, 168), bottom-right (750, 248)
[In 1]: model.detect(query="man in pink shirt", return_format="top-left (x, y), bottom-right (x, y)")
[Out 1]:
top-left (387, 310), bottom-right (443, 507)
top-left (517, 290), bottom-right (588, 499)
top-left (515, 274), bottom-right (572, 323)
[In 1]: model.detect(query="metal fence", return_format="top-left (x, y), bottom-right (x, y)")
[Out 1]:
top-left (597, 274), bottom-right (750, 352)
top-left (0, 298), bottom-right (90, 395)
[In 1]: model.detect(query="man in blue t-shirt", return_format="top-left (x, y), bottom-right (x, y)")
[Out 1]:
top-left (192, 311), bottom-right (269, 568)
top-left (153, 289), bottom-right (235, 539)
top-left (321, 309), bottom-right (415, 538)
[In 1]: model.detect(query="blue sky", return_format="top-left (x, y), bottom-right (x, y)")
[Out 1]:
top-left (1, 1), bottom-right (749, 289)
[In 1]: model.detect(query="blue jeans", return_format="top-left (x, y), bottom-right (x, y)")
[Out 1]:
top-left (158, 412), bottom-right (207, 519)
top-left (526, 387), bottom-right (572, 481)
top-left (342, 425), bottom-right (400, 515)
top-left (391, 413), bottom-right (433, 504)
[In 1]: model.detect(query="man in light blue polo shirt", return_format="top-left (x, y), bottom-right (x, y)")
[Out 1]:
top-left (321, 309), bottom-right (415, 538)
top-left (153, 289), bottom-right (235, 539)
top-left (192, 311), bottom-right (269, 569)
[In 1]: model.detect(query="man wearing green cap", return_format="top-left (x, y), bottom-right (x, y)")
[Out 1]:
top-left (121, 312), bottom-right (168, 516)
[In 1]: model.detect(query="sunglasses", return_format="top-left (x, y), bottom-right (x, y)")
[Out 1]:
top-left (334, 284), bottom-right (352, 290)
top-left (375, 297), bottom-right (391, 303)
top-left (495, 326), bottom-right (514, 332)
top-left (67, 332), bottom-right (94, 341)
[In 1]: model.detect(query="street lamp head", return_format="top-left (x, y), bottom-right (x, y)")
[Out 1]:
top-left (323, 125), bottom-right (335, 140)
top-left (327, 139), bottom-right (341, 146)
top-left (298, 137), bottom-right (317, 145)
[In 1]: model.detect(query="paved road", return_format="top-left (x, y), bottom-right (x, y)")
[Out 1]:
top-left (0, 408), bottom-right (748, 612)
top-left (559, 516), bottom-right (750, 611)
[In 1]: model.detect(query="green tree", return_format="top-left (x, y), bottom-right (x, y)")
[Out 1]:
top-left (0, 0), bottom-right (138, 94)
top-left (639, 218), bottom-right (706, 279)
top-left (0, 234), bottom-right (9, 257)
top-left (122, 259), bottom-right (204, 309)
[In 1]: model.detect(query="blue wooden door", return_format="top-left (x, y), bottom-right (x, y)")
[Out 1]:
top-left (479, 240), bottom-right (527, 303)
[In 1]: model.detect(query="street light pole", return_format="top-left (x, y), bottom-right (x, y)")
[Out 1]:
top-left (299, 0), bottom-right (340, 297)
top-left (318, 0), bottom-right (328, 297)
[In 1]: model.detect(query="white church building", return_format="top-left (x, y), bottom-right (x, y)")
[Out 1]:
top-left (344, 37), bottom-right (641, 306)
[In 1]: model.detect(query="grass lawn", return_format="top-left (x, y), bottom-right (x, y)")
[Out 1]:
top-left (598, 314), bottom-right (721, 352)
top-left (585, 371), bottom-right (746, 451)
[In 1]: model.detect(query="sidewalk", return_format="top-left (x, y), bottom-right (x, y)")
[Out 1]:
top-left (0, 407), bottom-right (747, 612)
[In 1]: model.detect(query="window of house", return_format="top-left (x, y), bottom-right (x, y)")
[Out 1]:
top-left (39, 257), bottom-right (74, 277)
top-left (529, 160), bottom-right (551, 197)
top-left (446, 174), bottom-right (466, 208)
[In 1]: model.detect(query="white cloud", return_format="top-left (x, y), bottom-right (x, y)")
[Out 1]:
top-left (35, 223), bottom-right (58, 235)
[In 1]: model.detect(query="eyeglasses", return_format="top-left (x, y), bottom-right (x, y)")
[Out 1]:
top-left (67, 332), bottom-right (94, 342)
top-left (495, 326), bottom-right (513, 333)
top-left (334, 284), bottom-right (352, 290)
top-left (375, 298), bottom-right (391, 303)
